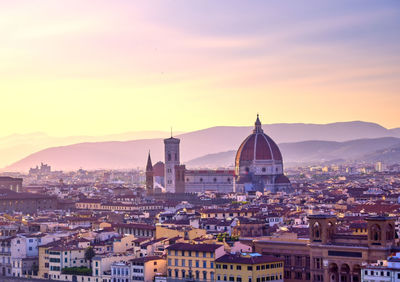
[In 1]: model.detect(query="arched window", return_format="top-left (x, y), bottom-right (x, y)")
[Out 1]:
top-left (386, 224), bottom-right (394, 240)
top-left (370, 224), bottom-right (381, 241)
top-left (327, 221), bottom-right (335, 239)
top-left (168, 153), bottom-right (171, 161)
top-left (203, 271), bottom-right (207, 280)
top-left (313, 222), bottom-right (321, 240)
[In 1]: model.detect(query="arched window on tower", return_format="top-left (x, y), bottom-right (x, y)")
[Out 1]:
top-left (370, 224), bottom-right (381, 242)
top-left (168, 153), bottom-right (171, 161)
top-left (386, 224), bottom-right (394, 241)
top-left (312, 222), bottom-right (321, 241)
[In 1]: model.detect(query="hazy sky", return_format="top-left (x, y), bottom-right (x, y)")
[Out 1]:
top-left (1, 0), bottom-right (399, 137)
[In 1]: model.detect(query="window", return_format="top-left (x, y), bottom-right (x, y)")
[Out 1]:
top-left (196, 260), bottom-right (200, 267)
top-left (203, 252), bottom-right (207, 258)
top-left (223, 265), bottom-right (227, 269)
top-left (295, 272), bottom-right (302, 280)
top-left (182, 259), bottom-right (185, 267)
top-left (203, 261), bottom-right (207, 268)
top-left (248, 266), bottom-right (253, 271)
top-left (168, 259), bottom-right (171, 266)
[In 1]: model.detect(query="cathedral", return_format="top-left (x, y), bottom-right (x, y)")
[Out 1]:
top-left (234, 115), bottom-right (291, 193)
top-left (145, 115), bottom-right (291, 194)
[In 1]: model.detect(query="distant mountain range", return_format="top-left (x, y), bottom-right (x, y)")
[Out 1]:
top-left (186, 137), bottom-right (400, 168)
top-left (3, 121), bottom-right (400, 172)
top-left (0, 131), bottom-right (183, 169)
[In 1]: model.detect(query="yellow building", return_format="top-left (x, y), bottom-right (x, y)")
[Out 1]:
top-left (166, 243), bottom-right (225, 281)
top-left (215, 253), bottom-right (284, 282)
top-left (156, 225), bottom-right (206, 240)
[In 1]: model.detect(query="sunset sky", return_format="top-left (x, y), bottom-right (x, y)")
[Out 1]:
top-left (0, 0), bottom-right (399, 137)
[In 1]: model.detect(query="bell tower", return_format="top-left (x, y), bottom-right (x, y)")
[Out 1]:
top-left (164, 133), bottom-right (180, 193)
top-left (308, 214), bottom-right (337, 244)
top-left (145, 151), bottom-right (154, 196)
top-left (366, 216), bottom-right (395, 247)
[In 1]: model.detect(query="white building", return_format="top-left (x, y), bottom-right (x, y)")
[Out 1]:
top-left (362, 253), bottom-right (400, 281)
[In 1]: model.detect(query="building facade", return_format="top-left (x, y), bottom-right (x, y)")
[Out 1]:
top-left (247, 215), bottom-right (397, 282)
top-left (215, 253), bottom-right (284, 282)
top-left (166, 243), bottom-right (225, 281)
top-left (0, 177), bottom-right (23, 193)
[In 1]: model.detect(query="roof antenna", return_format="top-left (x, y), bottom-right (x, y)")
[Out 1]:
top-left (170, 127), bottom-right (173, 138)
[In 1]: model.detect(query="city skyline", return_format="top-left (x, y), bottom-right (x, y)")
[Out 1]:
top-left (0, 0), bottom-right (399, 137)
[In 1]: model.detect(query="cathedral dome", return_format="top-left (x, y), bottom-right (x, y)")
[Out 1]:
top-left (235, 115), bottom-right (282, 167)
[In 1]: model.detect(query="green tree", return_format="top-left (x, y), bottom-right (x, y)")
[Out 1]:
top-left (85, 247), bottom-right (96, 266)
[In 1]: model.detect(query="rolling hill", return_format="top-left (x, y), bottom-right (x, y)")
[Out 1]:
top-left (3, 121), bottom-right (400, 171)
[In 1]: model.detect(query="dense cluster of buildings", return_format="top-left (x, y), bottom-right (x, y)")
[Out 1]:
top-left (0, 116), bottom-right (399, 281)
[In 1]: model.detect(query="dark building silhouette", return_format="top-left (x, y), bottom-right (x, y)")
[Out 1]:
top-left (145, 151), bottom-right (154, 196)
top-left (0, 176), bottom-right (23, 192)
top-left (174, 165), bottom-right (186, 194)
top-left (0, 189), bottom-right (57, 214)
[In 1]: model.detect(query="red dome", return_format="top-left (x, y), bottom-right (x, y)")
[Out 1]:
top-left (235, 116), bottom-right (282, 165)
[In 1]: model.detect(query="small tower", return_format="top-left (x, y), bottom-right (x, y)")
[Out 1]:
top-left (145, 151), bottom-right (154, 196)
top-left (308, 214), bottom-right (337, 244)
top-left (366, 216), bottom-right (395, 248)
top-left (164, 132), bottom-right (180, 193)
